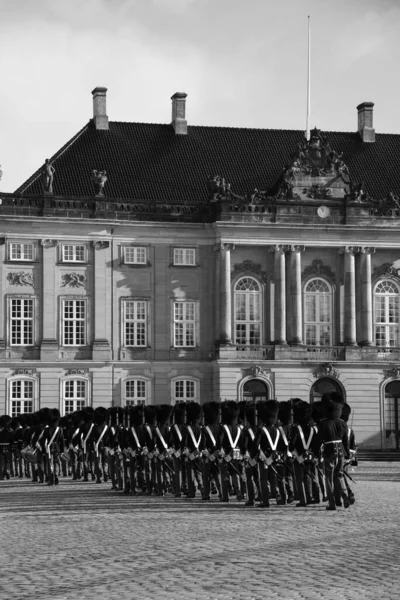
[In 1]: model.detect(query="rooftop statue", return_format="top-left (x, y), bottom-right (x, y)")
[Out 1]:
top-left (207, 175), bottom-right (231, 202)
top-left (92, 169), bottom-right (107, 196)
top-left (289, 128), bottom-right (349, 178)
top-left (42, 159), bottom-right (55, 194)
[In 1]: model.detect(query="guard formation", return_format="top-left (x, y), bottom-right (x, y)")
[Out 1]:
top-left (0, 394), bottom-right (357, 511)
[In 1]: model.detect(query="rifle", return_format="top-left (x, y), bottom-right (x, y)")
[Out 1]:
top-left (343, 469), bottom-right (357, 484)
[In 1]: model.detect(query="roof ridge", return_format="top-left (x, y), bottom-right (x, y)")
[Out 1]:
top-left (15, 121), bottom-right (90, 194)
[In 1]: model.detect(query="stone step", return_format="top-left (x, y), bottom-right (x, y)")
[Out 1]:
top-left (358, 450), bottom-right (400, 461)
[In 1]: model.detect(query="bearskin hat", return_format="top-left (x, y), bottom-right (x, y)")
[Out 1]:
top-left (238, 401), bottom-right (247, 425)
top-left (310, 400), bottom-right (325, 424)
top-left (156, 404), bottom-right (173, 425)
top-left (278, 401), bottom-right (292, 426)
top-left (341, 403), bottom-right (351, 423)
top-left (244, 401), bottom-right (256, 428)
top-left (107, 407), bottom-right (117, 427)
top-left (294, 402), bottom-right (312, 426)
top-left (129, 405), bottom-right (144, 427)
top-left (173, 402), bottom-right (186, 425)
top-left (59, 416), bottom-right (68, 429)
top-left (0, 414), bottom-right (12, 428)
top-left (221, 400), bottom-right (239, 425)
top-left (331, 391), bottom-right (345, 405)
top-left (81, 406), bottom-right (94, 424)
top-left (326, 399), bottom-right (343, 419)
top-left (144, 405), bottom-right (156, 425)
top-left (257, 400), bottom-right (279, 426)
top-left (116, 407), bottom-right (124, 426)
top-left (94, 407), bottom-right (108, 425)
top-left (202, 401), bottom-right (220, 426)
top-left (186, 401), bottom-right (202, 425)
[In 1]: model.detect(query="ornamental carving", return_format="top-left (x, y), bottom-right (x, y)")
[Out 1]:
top-left (7, 272), bottom-right (34, 287)
top-left (302, 185), bottom-right (333, 200)
top-left (242, 365), bottom-right (270, 378)
top-left (232, 260), bottom-right (267, 283)
top-left (312, 363), bottom-right (339, 379)
top-left (13, 368), bottom-right (35, 376)
top-left (66, 369), bottom-right (86, 376)
top-left (373, 263), bottom-right (400, 281)
top-left (61, 273), bottom-right (87, 288)
top-left (303, 260), bottom-right (335, 284)
top-left (92, 240), bottom-right (109, 250)
top-left (206, 176), bottom-right (276, 207)
top-left (213, 243), bottom-right (235, 252)
top-left (41, 239), bottom-right (58, 248)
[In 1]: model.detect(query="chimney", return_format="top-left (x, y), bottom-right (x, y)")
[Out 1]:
top-left (357, 102), bottom-right (375, 143)
top-left (171, 92), bottom-right (187, 135)
top-left (92, 87), bottom-right (109, 130)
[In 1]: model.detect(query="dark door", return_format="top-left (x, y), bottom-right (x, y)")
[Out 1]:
top-left (243, 379), bottom-right (269, 402)
top-left (384, 381), bottom-right (400, 451)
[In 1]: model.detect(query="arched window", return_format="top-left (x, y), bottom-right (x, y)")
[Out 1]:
top-left (124, 378), bottom-right (148, 406)
top-left (234, 277), bottom-right (262, 346)
top-left (171, 377), bottom-right (199, 404)
top-left (304, 278), bottom-right (332, 346)
top-left (62, 379), bottom-right (89, 414)
top-left (374, 280), bottom-right (400, 347)
top-left (8, 378), bottom-right (37, 417)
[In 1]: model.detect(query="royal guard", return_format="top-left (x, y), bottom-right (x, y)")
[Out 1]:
top-left (169, 403), bottom-right (187, 498)
top-left (154, 404), bottom-right (173, 496)
top-left (338, 402), bottom-right (356, 506)
top-left (290, 401), bottom-right (319, 507)
top-left (318, 395), bottom-right (351, 510)
top-left (218, 400), bottom-right (244, 502)
top-left (201, 401), bottom-right (221, 501)
top-left (91, 407), bottom-right (109, 484)
top-left (142, 405), bottom-right (157, 495)
top-left (80, 406), bottom-right (95, 482)
top-left (32, 408), bottom-right (52, 483)
top-left (0, 414), bottom-right (13, 480)
top-left (242, 401), bottom-right (260, 507)
top-left (11, 416), bottom-right (25, 478)
top-left (183, 402), bottom-right (203, 498)
top-left (42, 408), bottom-right (65, 486)
top-left (253, 400), bottom-right (280, 508)
top-left (276, 400), bottom-right (295, 504)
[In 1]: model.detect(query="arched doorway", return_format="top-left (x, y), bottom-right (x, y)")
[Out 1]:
top-left (243, 379), bottom-right (269, 402)
top-left (384, 381), bottom-right (400, 450)
top-left (309, 377), bottom-right (343, 404)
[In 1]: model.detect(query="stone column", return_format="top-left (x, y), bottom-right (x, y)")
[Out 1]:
top-left (341, 246), bottom-right (358, 346)
top-left (92, 240), bottom-right (111, 360)
top-left (289, 245), bottom-right (305, 345)
top-left (269, 245), bottom-right (287, 345)
top-left (215, 243), bottom-right (235, 345)
top-left (40, 239), bottom-right (59, 360)
top-left (359, 247), bottom-right (375, 346)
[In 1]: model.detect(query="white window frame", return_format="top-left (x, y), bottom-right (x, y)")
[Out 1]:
top-left (374, 279), bottom-right (400, 348)
top-left (8, 242), bottom-right (34, 262)
top-left (123, 246), bottom-right (147, 265)
top-left (123, 378), bottom-right (149, 406)
top-left (304, 277), bottom-right (333, 347)
top-left (171, 377), bottom-right (199, 404)
top-left (233, 276), bottom-right (263, 346)
top-left (61, 377), bottom-right (90, 415)
top-left (173, 300), bottom-right (197, 348)
top-left (122, 299), bottom-right (149, 348)
top-left (61, 298), bottom-right (87, 346)
top-left (7, 376), bottom-right (38, 417)
top-left (9, 297), bottom-right (35, 346)
top-left (173, 248), bottom-right (196, 266)
top-left (61, 244), bottom-right (86, 263)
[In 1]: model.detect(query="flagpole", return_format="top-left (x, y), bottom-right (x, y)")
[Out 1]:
top-left (306, 15), bottom-right (311, 141)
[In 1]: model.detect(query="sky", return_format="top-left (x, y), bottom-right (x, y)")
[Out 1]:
top-left (0, 0), bottom-right (399, 191)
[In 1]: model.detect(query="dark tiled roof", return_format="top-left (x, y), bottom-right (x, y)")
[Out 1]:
top-left (15, 120), bottom-right (400, 202)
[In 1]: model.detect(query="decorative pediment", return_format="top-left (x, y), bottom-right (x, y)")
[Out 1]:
top-left (66, 369), bottom-right (86, 376)
top-left (13, 368), bottom-right (35, 376)
top-left (7, 272), bottom-right (34, 287)
top-left (61, 273), bottom-right (87, 288)
top-left (242, 364), bottom-right (270, 378)
top-left (303, 260), bottom-right (335, 284)
top-left (41, 239), bottom-right (58, 248)
top-left (373, 263), bottom-right (400, 282)
top-left (232, 260), bottom-right (268, 283)
top-left (92, 240), bottom-right (109, 250)
top-left (312, 363), bottom-right (339, 379)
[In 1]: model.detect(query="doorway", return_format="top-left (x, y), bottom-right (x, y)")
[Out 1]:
top-left (309, 377), bottom-right (344, 404)
top-left (243, 379), bottom-right (269, 402)
top-left (384, 381), bottom-right (400, 451)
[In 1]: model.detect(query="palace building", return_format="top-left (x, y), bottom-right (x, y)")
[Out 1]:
top-left (1, 88), bottom-right (400, 452)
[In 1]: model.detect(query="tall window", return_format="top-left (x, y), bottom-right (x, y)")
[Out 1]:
top-left (63, 379), bottom-right (88, 414)
top-left (124, 247), bottom-right (147, 265)
top-left (10, 298), bottom-right (34, 345)
top-left (173, 248), bottom-right (196, 266)
top-left (304, 278), bottom-right (332, 346)
top-left (62, 299), bottom-right (86, 346)
top-left (62, 245), bottom-right (85, 262)
top-left (234, 277), bottom-right (262, 345)
top-left (125, 379), bottom-right (147, 406)
top-left (374, 280), bottom-right (400, 347)
top-left (173, 301), bottom-right (196, 347)
top-left (9, 242), bottom-right (34, 261)
top-left (124, 300), bottom-right (147, 347)
top-left (10, 379), bottom-right (34, 417)
top-left (173, 379), bottom-right (197, 403)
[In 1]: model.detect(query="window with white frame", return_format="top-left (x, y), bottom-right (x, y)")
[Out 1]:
top-left (124, 379), bottom-right (147, 406)
top-left (10, 298), bottom-right (34, 346)
top-left (62, 244), bottom-right (85, 263)
top-left (62, 299), bottom-right (86, 346)
top-left (10, 379), bottom-right (35, 417)
top-left (123, 300), bottom-right (147, 347)
top-left (173, 248), bottom-right (196, 266)
top-left (63, 379), bottom-right (88, 414)
top-left (173, 301), bottom-right (196, 347)
top-left (374, 280), bottom-right (400, 347)
top-left (124, 246), bottom-right (147, 265)
top-left (234, 277), bottom-right (262, 346)
top-left (173, 379), bottom-right (197, 403)
top-left (9, 242), bottom-right (34, 261)
top-left (304, 278), bottom-right (333, 346)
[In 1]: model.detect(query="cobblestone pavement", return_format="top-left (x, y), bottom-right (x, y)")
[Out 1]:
top-left (0, 462), bottom-right (399, 600)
